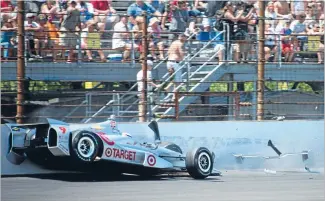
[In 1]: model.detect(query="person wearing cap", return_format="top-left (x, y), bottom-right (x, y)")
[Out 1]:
top-left (279, 19), bottom-right (294, 62)
top-left (289, 12), bottom-right (308, 53)
top-left (137, 60), bottom-right (161, 95)
top-left (81, 20), bottom-right (106, 62)
top-left (137, 60), bottom-right (161, 121)
top-left (24, 13), bottom-right (41, 59)
top-left (58, 0), bottom-right (81, 63)
top-left (34, 14), bottom-right (50, 57)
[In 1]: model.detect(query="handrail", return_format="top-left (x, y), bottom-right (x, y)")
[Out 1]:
top-left (81, 32), bottom-right (199, 122)
top-left (166, 48), bottom-right (224, 97)
top-left (63, 100), bottom-right (87, 121)
top-left (117, 31), bottom-right (198, 101)
top-left (83, 99), bottom-right (115, 123)
top-left (155, 31), bottom-right (225, 91)
top-left (118, 99), bottom-right (140, 114)
top-left (82, 31), bottom-right (221, 121)
top-left (151, 47), bottom-right (225, 113)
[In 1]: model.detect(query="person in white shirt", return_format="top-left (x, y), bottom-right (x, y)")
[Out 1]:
top-left (137, 60), bottom-right (161, 121)
top-left (112, 16), bottom-right (138, 62)
top-left (290, 12), bottom-right (308, 51)
top-left (24, 13), bottom-right (41, 58)
top-left (137, 60), bottom-right (161, 94)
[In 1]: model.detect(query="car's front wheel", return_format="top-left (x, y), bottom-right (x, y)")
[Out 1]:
top-left (71, 131), bottom-right (103, 162)
top-left (185, 147), bottom-right (213, 179)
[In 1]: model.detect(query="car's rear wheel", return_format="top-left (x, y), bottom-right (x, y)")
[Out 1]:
top-left (185, 147), bottom-right (213, 179)
top-left (71, 131), bottom-right (103, 162)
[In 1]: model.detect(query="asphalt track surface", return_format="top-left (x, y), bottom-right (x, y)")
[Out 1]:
top-left (1, 170), bottom-right (324, 201)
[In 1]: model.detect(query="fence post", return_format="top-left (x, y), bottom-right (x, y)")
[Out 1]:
top-left (16, 1), bottom-right (25, 124)
top-left (257, 0), bottom-right (265, 121)
top-left (139, 11), bottom-right (149, 122)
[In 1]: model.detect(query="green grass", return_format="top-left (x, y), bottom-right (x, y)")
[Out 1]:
top-left (1, 81), bottom-right (317, 93)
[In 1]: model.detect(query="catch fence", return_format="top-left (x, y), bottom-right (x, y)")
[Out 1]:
top-left (1, 3), bottom-right (324, 123)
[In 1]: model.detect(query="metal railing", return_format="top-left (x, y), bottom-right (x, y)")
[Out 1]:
top-left (81, 31), bottom-right (220, 122)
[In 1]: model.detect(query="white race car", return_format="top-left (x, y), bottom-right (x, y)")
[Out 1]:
top-left (6, 116), bottom-right (220, 179)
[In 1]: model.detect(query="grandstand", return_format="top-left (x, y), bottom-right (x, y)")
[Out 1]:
top-left (1, 0), bottom-right (324, 123)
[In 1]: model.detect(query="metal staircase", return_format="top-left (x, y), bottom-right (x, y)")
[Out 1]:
top-left (82, 31), bottom-right (229, 123)
top-left (151, 53), bottom-right (227, 121)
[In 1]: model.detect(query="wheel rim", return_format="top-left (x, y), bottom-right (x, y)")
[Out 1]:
top-left (77, 136), bottom-right (95, 158)
top-left (198, 152), bottom-right (211, 173)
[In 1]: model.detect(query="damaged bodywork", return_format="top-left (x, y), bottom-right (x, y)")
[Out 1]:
top-left (233, 140), bottom-right (315, 174)
top-left (5, 116), bottom-right (221, 179)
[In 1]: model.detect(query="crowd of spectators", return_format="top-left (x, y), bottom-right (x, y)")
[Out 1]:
top-left (0, 0), bottom-right (324, 64)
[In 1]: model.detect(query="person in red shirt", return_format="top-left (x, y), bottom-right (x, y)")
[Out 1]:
top-left (1, 0), bottom-right (15, 21)
top-left (90, 0), bottom-right (118, 33)
top-left (0, 0), bottom-right (13, 12)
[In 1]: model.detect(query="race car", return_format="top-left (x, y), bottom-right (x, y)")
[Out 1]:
top-left (5, 116), bottom-right (220, 179)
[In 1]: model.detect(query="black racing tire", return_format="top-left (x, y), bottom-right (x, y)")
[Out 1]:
top-left (160, 142), bottom-right (183, 154)
top-left (71, 130), bottom-right (103, 163)
top-left (185, 147), bottom-right (213, 179)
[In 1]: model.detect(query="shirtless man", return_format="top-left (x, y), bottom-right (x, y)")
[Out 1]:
top-left (164, 33), bottom-right (187, 101)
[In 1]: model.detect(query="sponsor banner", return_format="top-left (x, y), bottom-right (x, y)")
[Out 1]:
top-left (105, 148), bottom-right (136, 161)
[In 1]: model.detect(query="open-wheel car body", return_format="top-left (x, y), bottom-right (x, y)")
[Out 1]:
top-left (5, 116), bottom-right (220, 179)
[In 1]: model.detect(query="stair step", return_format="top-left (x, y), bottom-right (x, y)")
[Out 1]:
top-left (190, 78), bottom-right (203, 81)
top-left (188, 75), bottom-right (207, 80)
top-left (200, 65), bottom-right (217, 71)
top-left (194, 71), bottom-right (211, 74)
top-left (190, 72), bottom-right (209, 78)
top-left (157, 103), bottom-right (175, 108)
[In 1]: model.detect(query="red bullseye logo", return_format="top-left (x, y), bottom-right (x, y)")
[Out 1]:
top-left (147, 155), bottom-right (156, 166)
top-left (105, 148), bottom-right (113, 157)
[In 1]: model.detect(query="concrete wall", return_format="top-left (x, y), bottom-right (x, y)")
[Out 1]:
top-left (1, 121), bottom-right (324, 176)
top-left (119, 120), bottom-right (324, 171)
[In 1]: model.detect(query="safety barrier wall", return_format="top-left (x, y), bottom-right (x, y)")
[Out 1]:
top-left (1, 120), bottom-right (324, 176)
top-left (118, 120), bottom-right (324, 171)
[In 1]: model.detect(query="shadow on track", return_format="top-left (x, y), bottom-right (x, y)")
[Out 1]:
top-left (2, 173), bottom-right (223, 182)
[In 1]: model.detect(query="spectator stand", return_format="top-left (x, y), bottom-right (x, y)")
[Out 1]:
top-left (1, 0), bottom-right (324, 123)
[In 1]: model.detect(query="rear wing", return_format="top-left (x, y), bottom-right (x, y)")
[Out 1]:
top-left (5, 118), bottom-right (70, 165)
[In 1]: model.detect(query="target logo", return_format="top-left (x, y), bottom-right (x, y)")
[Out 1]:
top-left (147, 155), bottom-right (156, 166)
top-left (105, 148), bottom-right (113, 157)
